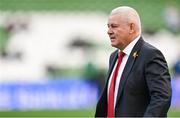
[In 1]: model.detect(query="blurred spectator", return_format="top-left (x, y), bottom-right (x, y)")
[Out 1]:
top-left (83, 62), bottom-right (106, 93)
top-left (0, 15), bottom-right (29, 59)
top-left (0, 26), bottom-right (9, 57)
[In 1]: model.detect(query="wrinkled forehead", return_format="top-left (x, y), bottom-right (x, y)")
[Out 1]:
top-left (108, 13), bottom-right (127, 25)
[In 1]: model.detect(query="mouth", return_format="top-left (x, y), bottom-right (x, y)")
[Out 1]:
top-left (110, 36), bottom-right (116, 42)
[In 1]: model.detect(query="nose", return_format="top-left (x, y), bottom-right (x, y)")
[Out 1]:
top-left (107, 27), bottom-right (113, 35)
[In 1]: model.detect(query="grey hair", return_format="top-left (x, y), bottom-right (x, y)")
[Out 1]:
top-left (111, 6), bottom-right (142, 34)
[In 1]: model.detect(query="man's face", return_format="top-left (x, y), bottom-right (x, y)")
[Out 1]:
top-left (107, 14), bottom-right (130, 50)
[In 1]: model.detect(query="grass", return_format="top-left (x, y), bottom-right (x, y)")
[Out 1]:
top-left (0, 108), bottom-right (179, 117)
top-left (168, 108), bottom-right (180, 117)
top-left (0, 109), bottom-right (95, 117)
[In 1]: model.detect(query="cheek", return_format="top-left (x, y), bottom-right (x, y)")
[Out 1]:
top-left (119, 30), bottom-right (128, 37)
top-left (116, 29), bottom-right (124, 35)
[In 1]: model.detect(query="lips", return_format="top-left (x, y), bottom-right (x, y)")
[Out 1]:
top-left (110, 37), bottom-right (115, 39)
top-left (110, 39), bottom-right (116, 43)
top-left (110, 36), bottom-right (116, 41)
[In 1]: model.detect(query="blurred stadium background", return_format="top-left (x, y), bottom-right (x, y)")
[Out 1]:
top-left (0, 0), bottom-right (180, 117)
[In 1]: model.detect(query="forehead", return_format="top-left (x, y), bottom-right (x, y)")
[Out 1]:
top-left (108, 13), bottom-right (126, 24)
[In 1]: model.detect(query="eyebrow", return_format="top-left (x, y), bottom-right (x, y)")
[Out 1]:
top-left (107, 23), bottom-right (119, 26)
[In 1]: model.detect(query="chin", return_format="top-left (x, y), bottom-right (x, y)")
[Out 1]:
top-left (111, 43), bottom-right (122, 49)
top-left (111, 43), bottom-right (117, 48)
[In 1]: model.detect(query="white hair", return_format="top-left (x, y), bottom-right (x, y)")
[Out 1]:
top-left (111, 6), bottom-right (142, 34)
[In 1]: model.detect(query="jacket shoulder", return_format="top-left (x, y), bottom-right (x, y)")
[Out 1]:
top-left (141, 40), bottom-right (166, 62)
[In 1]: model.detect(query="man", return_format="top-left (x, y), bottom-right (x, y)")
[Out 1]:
top-left (95, 6), bottom-right (172, 117)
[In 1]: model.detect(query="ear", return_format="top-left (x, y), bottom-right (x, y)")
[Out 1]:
top-left (129, 23), bottom-right (135, 34)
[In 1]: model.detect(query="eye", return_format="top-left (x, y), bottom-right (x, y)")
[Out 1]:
top-left (111, 24), bottom-right (118, 28)
top-left (107, 24), bottom-right (119, 28)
